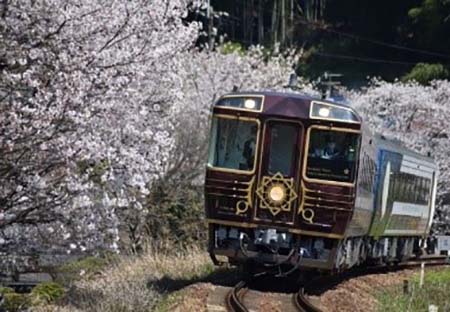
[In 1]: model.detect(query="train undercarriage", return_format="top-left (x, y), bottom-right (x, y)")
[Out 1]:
top-left (209, 224), bottom-right (429, 273)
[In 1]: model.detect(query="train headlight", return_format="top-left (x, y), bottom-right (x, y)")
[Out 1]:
top-left (244, 99), bottom-right (256, 109)
top-left (310, 101), bottom-right (360, 123)
top-left (318, 107), bottom-right (330, 117)
top-left (268, 184), bottom-right (286, 203)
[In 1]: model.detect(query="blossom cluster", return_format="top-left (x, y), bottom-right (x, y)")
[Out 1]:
top-left (0, 0), bottom-right (199, 254)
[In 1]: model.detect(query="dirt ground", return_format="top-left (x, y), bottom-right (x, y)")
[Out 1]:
top-left (317, 269), bottom-right (416, 312)
top-left (168, 267), bottom-right (424, 312)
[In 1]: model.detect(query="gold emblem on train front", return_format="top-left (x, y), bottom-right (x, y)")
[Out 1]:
top-left (235, 176), bottom-right (255, 215)
top-left (298, 181), bottom-right (315, 224)
top-left (256, 172), bottom-right (298, 216)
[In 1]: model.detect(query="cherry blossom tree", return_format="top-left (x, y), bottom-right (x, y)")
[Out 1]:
top-left (0, 0), bottom-right (199, 257)
top-left (348, 79), bottom-right (450, 233)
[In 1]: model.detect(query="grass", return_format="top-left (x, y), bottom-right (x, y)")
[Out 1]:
top-left (154, 290), bottom-right (185, 312)
top-left (2, 243), bottom-right (235, 312)
top-left (1, 282), bottom-right (67, 312)
top-left (37, 244), bottom-right (220, 312)
top-left (377, 267), bottom-right (450, 312)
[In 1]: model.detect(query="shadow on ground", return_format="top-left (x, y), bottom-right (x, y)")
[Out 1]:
top-left (148, 266), bottom-right (242, 294)
top-left (147, 263), bottom-right (315, 295)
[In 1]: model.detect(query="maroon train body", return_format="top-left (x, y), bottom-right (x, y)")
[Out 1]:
top-left (205, 91), bottom-right (438, 271)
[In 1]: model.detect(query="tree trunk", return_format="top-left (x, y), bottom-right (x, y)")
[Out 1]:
top-left (290, 0), bottom-right (294, 46)
top-left (271, 0), bottom-right (278, 45)
top-left (258, 0), bottom-right (264, 44)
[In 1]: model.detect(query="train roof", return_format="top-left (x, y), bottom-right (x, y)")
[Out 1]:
top-left (222, 90), bottom-right (346, 106)
top-left (217, 91), bottom-right (362, 123)
top-left (223, 90), bottom-right (316, 99)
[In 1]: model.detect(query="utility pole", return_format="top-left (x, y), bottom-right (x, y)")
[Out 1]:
top-left (319, 71), bottom-right (343, 100)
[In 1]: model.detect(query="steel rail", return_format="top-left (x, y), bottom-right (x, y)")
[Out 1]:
top-left (293, 288), bottom-right (323, 312)
top-left (226, 280), bottom-right (249, 312)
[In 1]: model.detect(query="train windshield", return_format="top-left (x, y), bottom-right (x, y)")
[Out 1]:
top-left (306, 129), bottom-right (360, 183)
top-left (208, 117), bottom-right (258, 172)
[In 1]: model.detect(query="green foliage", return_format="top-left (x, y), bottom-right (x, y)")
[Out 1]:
top-left (2, 292), bottom-right (30, 312)
top-left (408, 7), bottom-right (422, 20)
top-left (219, 42), bottom-right (245, 55)
top-left (407, 0), bottom-right (450, 49)
top-left (30, 282), bottom-right (65, 305)
top-left (411, 267), bottom-right (450, 284)
top-left (402, 63), bottom-right (449, 84)
top-left (377, 268), bottom-right (450, 311)
top-left (144, 182), bottom-right (206, 247)
top-left (0, 283), bottom-right (65, 310)
top-left (77, 159), bottom-right (110, 184)
top-left (0, 286), bottom-right (14, 295)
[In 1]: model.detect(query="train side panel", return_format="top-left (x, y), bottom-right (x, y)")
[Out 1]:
top-left (345, 127), bottom-right (377, 237)
top-left (369, 145), bottom-right (438, 238)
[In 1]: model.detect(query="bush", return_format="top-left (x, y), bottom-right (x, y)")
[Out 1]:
top-left (0, 287), bottom-right (14, 295)
top-left (144, 183), bottom-right (206, 248)
top-left (30, 282), bottom-right (65, 305)
top-left (2, 292), bottom-right (30, 312)
top-left (402, 63), bottom-right (449, 84)
top-left (219, 42), bottom-right (245, 55)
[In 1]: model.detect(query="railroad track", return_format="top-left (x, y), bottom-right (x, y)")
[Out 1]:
top-left (226, 277), bottom-right (322, 312)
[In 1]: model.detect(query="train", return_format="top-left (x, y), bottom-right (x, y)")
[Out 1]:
top-left (205, 91), bottom-right (439, 272)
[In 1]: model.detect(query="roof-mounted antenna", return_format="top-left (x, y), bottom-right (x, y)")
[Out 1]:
top-left (288, 73), bottom-right (297, 88)
top-left (285, 73), bottom-right (300, 90)
top-left (320, 71), bottom-right (343, 100)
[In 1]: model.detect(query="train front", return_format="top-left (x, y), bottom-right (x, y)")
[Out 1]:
top-left (205, 92), bottom-right (362, 271)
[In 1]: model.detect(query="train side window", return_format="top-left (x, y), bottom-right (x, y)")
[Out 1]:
top-left (360, 154), bottom-right (375, 192)
top-left (398, 173), bottom-right (407, 202)
top-left (390, 172), bottom-right (396, 202)
top-left (418, 177), bottom-right (425, 204)
top-left (413, 176), bottom-right (419, 203)
top-left (419, 177), bottom-right (424, 203)
top-left (420, 178), bottom-right (431, 205)
top-left (406, 175), bottom-right (414, 202)
top-left (409, 175), bottom-right (416, 203)
top-left (404, 174), bottom-right (411, 202)
top-left (424, 179), bottom-right (431, 203)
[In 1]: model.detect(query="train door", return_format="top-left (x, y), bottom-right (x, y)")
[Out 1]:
top-left (254, 120), bottom-right (303, 225)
